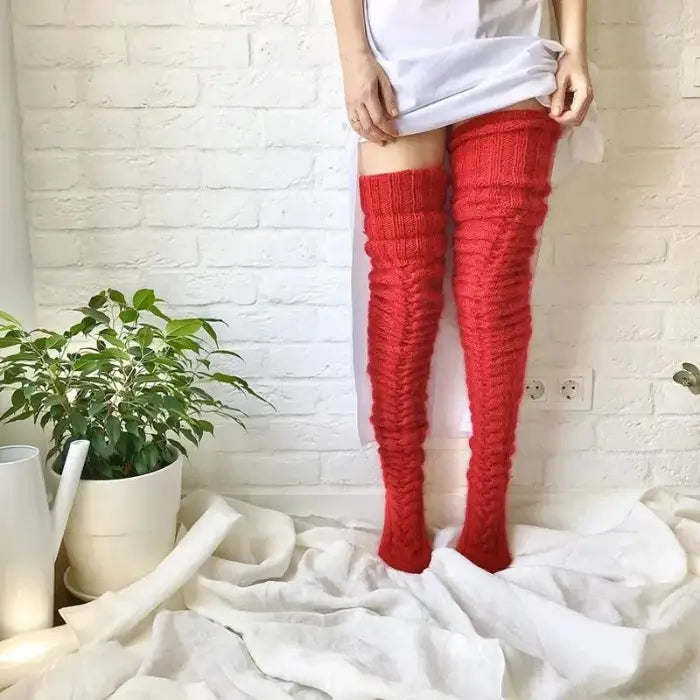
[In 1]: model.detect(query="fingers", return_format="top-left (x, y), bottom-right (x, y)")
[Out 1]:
top-left (356, 103), bottom-right (392, 145)
top-left (379, 73), bottom-right (399, 119)
top-left (549, 74), bottom-right (568, 119)
top-left (366, 91), bottom-right (398, 140)
top-left (553, 80), bottom-right (593, 127)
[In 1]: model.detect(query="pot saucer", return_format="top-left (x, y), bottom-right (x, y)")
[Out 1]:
top-left (63, 568), bottom-right (98, 602)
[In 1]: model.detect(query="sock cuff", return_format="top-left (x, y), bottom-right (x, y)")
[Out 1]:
top-left (449, 109), bottom-right (561, 151)
top-left (359, 166), bottom-right (447, 216)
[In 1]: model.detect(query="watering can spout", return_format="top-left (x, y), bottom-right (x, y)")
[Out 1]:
top-left (51, 440), bottom-right (89, 560)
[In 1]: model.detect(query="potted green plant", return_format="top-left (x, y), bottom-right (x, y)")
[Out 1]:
top-left (0, 288), bottom-right (263, 598)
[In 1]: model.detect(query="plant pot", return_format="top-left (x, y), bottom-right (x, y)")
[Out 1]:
top-left (49, 457), bottom-right (182, 598)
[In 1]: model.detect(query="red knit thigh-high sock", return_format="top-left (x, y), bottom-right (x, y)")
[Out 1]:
top-left (359, 166), bottom-right (447, 573)
top-left (449, 110), bottom-right (560, 573)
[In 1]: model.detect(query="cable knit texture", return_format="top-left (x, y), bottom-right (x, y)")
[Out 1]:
top-left (359, 166), bottom-right (447, 573)
top-left (450, 110), bottom-right (560, 573)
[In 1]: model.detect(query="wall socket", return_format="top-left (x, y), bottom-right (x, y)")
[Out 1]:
top-left (522, 367), bottom-right (593, 411)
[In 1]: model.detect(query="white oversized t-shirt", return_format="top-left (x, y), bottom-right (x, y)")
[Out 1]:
top-left (350, 0), bottom-right (604, 444)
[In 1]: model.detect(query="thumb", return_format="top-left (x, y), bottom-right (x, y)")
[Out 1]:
top-left (550, 77), bottom-right (568, 118)
top-left (379, 73), bottom-right (399, 118)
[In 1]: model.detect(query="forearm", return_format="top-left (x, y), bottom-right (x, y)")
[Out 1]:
top-left (552, 0), bottom-right (587, 57)
top-left (331, 0), bottom-right (370, 62)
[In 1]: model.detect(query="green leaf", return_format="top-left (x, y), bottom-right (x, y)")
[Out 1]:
top-left (88, 293), bottom-right (107, 309)
top-left (105, 416), bottom-right (122, 445)
top-left (201, 321), bottom-right (218, 344)
top-left (11, 389), bottom-right (25, 409)
top-left (70, 413), bottom-right (88, 435)
top-left (0, 336), bottom-right (21, 348)
top-left (211, 349), bottom-right (243, 360)
top-left (149, 305), bottom-right (171, 323)
top-left (166, 319), bottom-right (202, 338)
top-left (198, 419), bottom-right (214, 435)
top-left (133, 289), bottom-right (156, 310)
top-left (136, 327), bottom-right (154, 347)
top-left (80, 307), bottom-right (110, 325)
top-left (120, 307), bottom-right (138, 323)
top-left (0, 310), bottom-right (21, 327)
top-left (108, 289), bottom-right (126, 305)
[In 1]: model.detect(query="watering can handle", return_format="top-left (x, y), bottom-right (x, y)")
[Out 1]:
top-left (51, 440), bottom-right (89, 561)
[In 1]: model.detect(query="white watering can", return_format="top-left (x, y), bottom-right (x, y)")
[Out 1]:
top-left (0, 440), bottom-right (89, 640)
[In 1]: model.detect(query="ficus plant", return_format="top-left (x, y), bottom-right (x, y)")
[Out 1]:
top-left (0, 289), bottom-right (265, 480)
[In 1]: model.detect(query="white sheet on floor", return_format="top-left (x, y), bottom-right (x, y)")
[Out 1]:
top-left (3, 488), bottom-right (700, 699)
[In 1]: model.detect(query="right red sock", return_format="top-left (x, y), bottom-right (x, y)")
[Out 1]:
top-left (359, 166), bottom-right (447, 573)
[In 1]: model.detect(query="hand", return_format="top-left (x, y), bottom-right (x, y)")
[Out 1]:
top-left (550, 51), bottom-right (593, 127)
top-left (341, 51), bottom-right (399, 145)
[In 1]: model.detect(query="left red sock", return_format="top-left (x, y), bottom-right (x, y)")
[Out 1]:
top-left (449, 110), bottom-right (560, 573)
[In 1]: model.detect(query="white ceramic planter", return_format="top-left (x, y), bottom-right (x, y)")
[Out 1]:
top-left (50, 457), bottom-right (182, 598)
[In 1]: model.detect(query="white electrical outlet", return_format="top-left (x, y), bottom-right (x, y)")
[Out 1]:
top-left (523, 367), bottom-right (593, 411)
top-left (525, 378), bottom-right (546, 402)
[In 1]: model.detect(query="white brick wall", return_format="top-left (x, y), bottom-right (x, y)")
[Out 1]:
top-left (10, 0), bottom-right (700, 499)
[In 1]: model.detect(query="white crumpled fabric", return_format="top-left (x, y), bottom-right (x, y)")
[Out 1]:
top-left (3, 487), bottom-right (700, 699)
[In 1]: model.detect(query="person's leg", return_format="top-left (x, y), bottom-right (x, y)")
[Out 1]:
top-left (449, 104), bottom-right (560, 573)
top-left (359, 129), bottom-right (447, 573)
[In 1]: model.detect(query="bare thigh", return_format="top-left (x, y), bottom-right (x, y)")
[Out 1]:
top-left (453, 97), bottom-right (547, 130)
top-left (359, 128), bottom-right (447, 176)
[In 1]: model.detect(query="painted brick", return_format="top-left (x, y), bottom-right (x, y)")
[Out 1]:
top-left (12, 0), bottom-right (65, 25)
top-left (81, 151), bottom-right (200, 189)
top-left (200, 70), bottom-right (316, 107)
top-left (652, 453), bottom-right (700, 487)
top-left (193, 0), bottom-right (309, 26)
top-left (84, 68), bottom-right (197, 108)
top-left (195, 451), bottom-right (321, 487)
top-left (664, 305), bottom-right (700, 342)
top-left (79, 231), bottom-right (199, 268)
top-left (199, 230), bottom-right (317, 267)
top-left (596, 417), bottom-right (700, 452)
top-left (29, 193), bottom-right (141, 230)
top-left (516, 417), bottom-right (596, 452)
top-left (128, 29), bottom-right (249, 68)
top-left (16, 70), bottom-right (79, 108)
top-left (263, 109), bottom-right (346, 147)
top-left (29, 233), bottom-right (81, 268)
top-left (67, 0), bottom-right (190, 26)
top-left (553, 230), bottom-right (668, 266)
top-left (544, 453), bottom-right (651, 488)
top-left (320, 451), bottom-right (379, 486)
top-left (321, 230), bottom-right (352, 267)
top-left (654, 381), bottom-right (700, 415)
top-left (260, 191), bottom-right (348, 229)
top-left (214, 307), bottom-right (320, 343)
top-left (24, 153), bottom-right (80, 190)
top-left (22, 109), bottom-right (138, 149)
top-left (597, 0), bottom-right (682, 24)
top-left (252, 27), bottom-right (337, 69)
top-left (13, 28), bottom-right (127, 67)
top-left (591, 26), bottom-right (681, 68)
top-left (533, 268), bottom-right (697, 306)
top-left (144, 271), bottom-right (257, 306)
top-left (202, 150), bottom-right (313, 189)
top-left (315, 149), bottom-right (347, 189)
top-left (549, 306), bottom-right (663, 342)
top-left (258, 268), bottom-right (350, 305)
top-left (266, 343), bottom-right (351, 379)
top-left (142, 191), bottom-right (257, 228)
top-left (593, 379), bottom-right (653, 415)
top-left (138, 108), bottom-right (261, 148)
